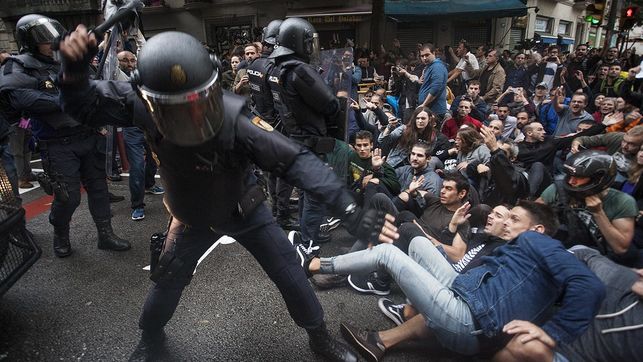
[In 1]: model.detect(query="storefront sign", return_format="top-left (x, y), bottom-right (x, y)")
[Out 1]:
top-left (306, 15), bottom-right (365, 24)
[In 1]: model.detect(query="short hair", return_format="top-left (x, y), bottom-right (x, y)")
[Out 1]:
top-left (498, 140), bottom-right (519, 159)
top-left (442, 171), bottom-right (470, 196)
top-left (571, 92), bottom-right (588, 104)
top-left (420, 43), bottom-right (436, 53)
top-left (627, 125), bottom-right (643, 138)
top-left (515, 200), bottom-right (559, 237)
top-left (468, 80), bottom-right (481, 87)
top-left (577, 119), bottom-right (595, 128)
top-left (548, 45), bottom-right (559, 52)
top-left (355, 130), bottom-right (373, 143)
top-left (523, 121), bottom-right (542, 134)
top-left (244, 43), bottom-right (259, 52)
top-left (459, 40), bottom-right (471, 53)
top-left (411, 141), bottom-right (433, 157)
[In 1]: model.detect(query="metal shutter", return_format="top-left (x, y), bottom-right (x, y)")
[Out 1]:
top-left (509, 28), bottom-right (525, 50)
top-left (452, 20), bottom-right (491, 47)
top-left (397, 24), bottom-right (434, 55)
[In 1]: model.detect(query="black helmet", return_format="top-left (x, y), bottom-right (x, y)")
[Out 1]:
top-left (262, 19), bottom-right (282, 46)
top-left (15, 14), bottom-right (66, 54)
top-left (563, 150), bottom-right (616, 199)
top-left (132, 31), bottom-right (223, 146)
top-left (269, 17), bottom-right (315, 60)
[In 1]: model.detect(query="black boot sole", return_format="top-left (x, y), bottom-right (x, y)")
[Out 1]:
top-left (54, 249), bottom-right (72, 258)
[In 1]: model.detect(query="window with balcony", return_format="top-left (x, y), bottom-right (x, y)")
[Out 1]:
top-left (535, 16), bottom-right (552, 33)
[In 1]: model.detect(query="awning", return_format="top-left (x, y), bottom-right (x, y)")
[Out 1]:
top-left (541, 36), bottom-right (575, 45)
top-left (385, 0), bottom-right (528, 21)
top-left (286, 4), bottom-right (372, 18)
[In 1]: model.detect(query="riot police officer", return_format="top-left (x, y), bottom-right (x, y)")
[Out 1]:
top-left (0, 14), bottom-right (130, 257)
top-left (58, 26), bottom-right (396, 361)
top-left (247, 19), bottom-right (297, 230)
top-left (268, 18), bottom-right (345, 251)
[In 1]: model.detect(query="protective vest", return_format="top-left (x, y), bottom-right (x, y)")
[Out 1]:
top-left (247, 56), bottom-right (276, 124)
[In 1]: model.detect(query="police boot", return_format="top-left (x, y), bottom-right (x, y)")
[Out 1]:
top-left (276, 211), bottom-right (300, 231)
top-left (128, 329), bottom-right (165, 362)
top-left (96, 220), bottom-right (131, 251)
top-left (53, 225), bottom-right (72, 258)
top-left (307, 322), bottom-right (357, 362)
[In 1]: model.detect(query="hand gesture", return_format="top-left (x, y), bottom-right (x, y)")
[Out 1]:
top-left (377, 213), bottom-right (399, 244)
top-left (409, 175), bottom-right (425, 193)
top-left (480, 125), bottom-right (499, 151)
top-left (365, 101), bottom-right (377, 110)
top-left (350, 99), bottom-right (360, 110)
top-left (554, 85), bottom-right (564, 98)
top-left (585, 195), bottom-right (603, 214)
top-left (240, 75), bottom-right (249, 84)
top-left (574, 70), bottom-right (585, 82)
top-left (371, 148), bottom-right (385, 169)
top-left (362, 174), bottom-right (374, 188)
top-left (456, 161), bottom-right (469, 171)
top-left (450, 202), bottom-right (471, 228)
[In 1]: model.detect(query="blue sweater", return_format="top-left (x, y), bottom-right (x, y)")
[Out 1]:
top-left (418, 59), bottom-right (448, 115)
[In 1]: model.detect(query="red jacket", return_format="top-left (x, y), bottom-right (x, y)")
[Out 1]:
top-left (442, 115), bottom-right (482, 139)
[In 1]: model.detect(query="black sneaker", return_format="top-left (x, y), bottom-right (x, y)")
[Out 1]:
top-left (288, 230), bottom-right (320, 256)
top-left (377, 298), bottom-right (405, 326)
top-left (347, 272), bottom-right (390, 296)
top-left (340, 323), bottom-right (385, 362)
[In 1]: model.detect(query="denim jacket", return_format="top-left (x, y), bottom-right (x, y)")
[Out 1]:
top-left (451, 231), bottom-right (605, 345)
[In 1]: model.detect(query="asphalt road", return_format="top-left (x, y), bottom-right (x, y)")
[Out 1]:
top-left (0, 178), bottom-right (463, 362)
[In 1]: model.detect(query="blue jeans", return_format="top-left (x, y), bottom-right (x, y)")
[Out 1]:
top-left (320, 237), bottom-right (480, 355)
top-left (123, 127), bottom-right (157, 209)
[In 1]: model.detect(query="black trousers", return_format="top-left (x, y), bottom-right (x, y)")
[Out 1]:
top-left (44, 133), bottom-right (111, 228)
top-left (139, 204), bottom-right (324, 332)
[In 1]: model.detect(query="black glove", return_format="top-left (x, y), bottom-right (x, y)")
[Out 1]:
top-left (343, 204), bottom-right (388, 244)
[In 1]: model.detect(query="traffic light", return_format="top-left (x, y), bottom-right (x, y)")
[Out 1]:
top-left (622, 6), bottom-right (640, 30)
top-left (585, 0), bottom-right (605, 26)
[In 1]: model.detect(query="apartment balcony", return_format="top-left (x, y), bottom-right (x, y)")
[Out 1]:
top-left (0, 0), bottom-right (101, 18)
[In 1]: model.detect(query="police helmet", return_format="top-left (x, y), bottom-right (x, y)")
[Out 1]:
top-left (131, 32), bottom-right (223, 146)
top-left (15, 14), bottom-right (66, 54)
top-left (562, 150), bottom-right (616, 199)
top-left (262, 20), bottom-right (282, 46)
top-left (269, 17), bottom-right (315, 60)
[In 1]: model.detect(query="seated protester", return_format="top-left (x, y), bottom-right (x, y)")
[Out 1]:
top-left (363, 94), bottom-right (389, 129)
top-left (538, 88), bottom-right (566, 135)
top-left (537, 150), bottom-right (639, 266)
top-left (450, 80), bottom-right (489, 123)
top-left (379, 107), bottom-right (450, 169)
top-left (512, 110), bottom-right (530, 142)
top-left (560, 66), bottom-right (595, 103)
top-left (558, 92), bottom-right (596, 135)
top-left (300, 200), bottom-right (605, 361)
top-left (517, 120), bottom-right (603, 174)
top-left (393, 141), bottom-right (443, 211)
top-left (571, 125), bottom-right (643, 182)
top-left (441, 99), bottom-right (482, 140)
top-left (330, 130), bottom-right (400, 204)
top-left (494, 87), bottom-right (535, 120)
top-left (494, 103), bottom-right (518, 140)
top-left (343, 172), bottom-right (472, 295)
top-left (454, 127), bottom-right (491, 178)
top-left (350, 97), bottom-right (381, 145)
top-left (377, 204), bottom-right (511, 327)
top-left (496, 247), bottom-right (643, 362)
top-left (472, 126), bottom-right (530, 206)
top-left (488, 118), bottom-right (505, 140)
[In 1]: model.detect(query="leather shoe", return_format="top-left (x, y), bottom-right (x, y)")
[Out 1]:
top-left (19, 179), bottom-right (34, 189)
top-left (340, 323), bottom-right (385, 362)
top-left (108, 192), bottom-right (125, 203)
top-left (53, 226), bottom-right (72, 258)
top-left (129, 330), bottom-right (165, 362)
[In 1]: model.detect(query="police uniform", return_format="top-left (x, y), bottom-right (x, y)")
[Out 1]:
top-left (268, 18), bottom-right (344, 246)
top-left (58, 30), bottom-right (368, 361)
top-left (0, 14), bottom-right (129, 257)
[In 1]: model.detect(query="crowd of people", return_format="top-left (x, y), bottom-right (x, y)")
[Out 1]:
top-left (1, 7), bottom-right (642, 362)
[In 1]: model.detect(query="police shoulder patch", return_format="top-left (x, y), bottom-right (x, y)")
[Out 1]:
top-left (251, 116), bottom-right (274, 132)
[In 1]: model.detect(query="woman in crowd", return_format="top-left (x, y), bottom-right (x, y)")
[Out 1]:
top-left (221, 55), bottom-right (240, 91)
top-left (454, 127), bottom-right (490, 177)
top-left (378, 106), bottom-right (450, 169)
top-left (599, 97), bottom-right (623, 127)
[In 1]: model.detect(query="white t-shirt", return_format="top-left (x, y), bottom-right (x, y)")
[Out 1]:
top-left (456, 52), bottom-right (480, 81)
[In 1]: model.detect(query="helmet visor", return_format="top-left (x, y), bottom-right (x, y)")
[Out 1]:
top-left (139, 76), bottom-right (224, 146)
top-left (27, 18), bottom-right (66, 44)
